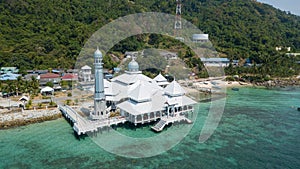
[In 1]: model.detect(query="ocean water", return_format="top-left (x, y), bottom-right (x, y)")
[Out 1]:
top-left (0, 87), bottom-right (299, 168)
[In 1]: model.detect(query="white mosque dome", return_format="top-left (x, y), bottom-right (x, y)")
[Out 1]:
top-left (128, 59), bottom-right (139, 72)
top-left (94, 47), bottom-right (102, 58)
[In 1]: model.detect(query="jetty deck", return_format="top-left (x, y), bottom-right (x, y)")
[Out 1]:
top-left (59, 105), bottom-right (126, 135)
top-left (59, 105), bottom-right (193, 135)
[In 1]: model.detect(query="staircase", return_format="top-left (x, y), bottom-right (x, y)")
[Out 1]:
top-left (151, 120), bottom-right (167, 132)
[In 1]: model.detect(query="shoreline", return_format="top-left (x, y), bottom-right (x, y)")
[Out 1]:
top-left (0, 108), bottom-right (62, 129)
top-left (1, 78), bottom-right (299, 129)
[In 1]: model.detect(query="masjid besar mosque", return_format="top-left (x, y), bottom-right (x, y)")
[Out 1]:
top-left (60, 48), bottom-right (196, 134)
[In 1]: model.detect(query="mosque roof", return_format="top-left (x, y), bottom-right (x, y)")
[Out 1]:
top-left (128, 80), bottom-right (159, 102)
top-left (117, 91), bottom-right (166, 116)
top-left (128, 59), bottom-right (139, 71)
top-left (153, 73), bottom-right (168, 82)
top-left (112, 73), bottom-right (152, 85)
top-left (165, 95), bottom-right (197, 106)
top-left (164, 80), bottom-right (186, 97)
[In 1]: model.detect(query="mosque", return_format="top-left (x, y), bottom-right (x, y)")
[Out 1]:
top-left (91, 48), bottom-right (196, 130)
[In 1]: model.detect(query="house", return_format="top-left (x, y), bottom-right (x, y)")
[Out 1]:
top-left (26, 70), bottom-right (48, 75)
top-left (39, 73), bottom-right (61, 85)
top-left (0, 73), bottom-right (21, 80)
top-left (24, 74), bottom-right (39, 81)
top-left (125, 51), bottom-right (139, 58)
top-left (286, 53), bottom-right (300, 57)
top-left (192, 34), bottom-right (209, 43)
top-left (79, 65), bottom-right (92, 82)
top-left (0, 67), bottom-right (19, 74)
top-left (232, 60), bottom-right (239, 66)
top-left (66, 69), bottom-right (79, 75)
top-left (61, 74), bottom-right (78, 81)
top-left (200, 58), bottom-right (230, 67)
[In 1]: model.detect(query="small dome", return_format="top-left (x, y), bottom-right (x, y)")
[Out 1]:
top-left (94, 47), bottom-right (102, 58)
top-left (128, 58), bottom-right (139, 72)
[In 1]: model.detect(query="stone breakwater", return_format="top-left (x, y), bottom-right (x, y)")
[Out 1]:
top-left (0, 108), bottom-right (62, 129)
top-left (254, 79), bottom-right (300, 87)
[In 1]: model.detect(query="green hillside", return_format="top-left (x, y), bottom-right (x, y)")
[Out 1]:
top-left (0, 0), bottom-right (299, 76)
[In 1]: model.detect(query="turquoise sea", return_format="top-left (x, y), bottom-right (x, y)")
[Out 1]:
top-left (0, 87), bottom-right (299, 168)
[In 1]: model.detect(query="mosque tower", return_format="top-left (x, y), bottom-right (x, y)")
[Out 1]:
top-left (91, 47), bottom-right (107, 120)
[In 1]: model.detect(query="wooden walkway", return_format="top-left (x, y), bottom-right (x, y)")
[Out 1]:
top-left (59, 105), bottom-right (127, 135)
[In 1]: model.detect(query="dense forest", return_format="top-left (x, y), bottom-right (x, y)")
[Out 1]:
top-left (0, 0), bottom-right (299, 77)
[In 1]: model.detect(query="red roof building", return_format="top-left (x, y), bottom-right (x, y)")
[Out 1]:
top-left (61, 74), bottom-right (78, 81)
top-left (40, 73), bottom-right (60, 79)
top-left (39, 73), bottom-right (61, 85)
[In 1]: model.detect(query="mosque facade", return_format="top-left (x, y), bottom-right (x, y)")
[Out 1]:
top-left (92, 48), bottom-right (196, 126)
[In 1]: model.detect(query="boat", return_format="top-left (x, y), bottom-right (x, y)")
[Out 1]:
top-left (232, 87), bottom-right (239, 91)
top-left (298, 107), bottom-right (300, 111)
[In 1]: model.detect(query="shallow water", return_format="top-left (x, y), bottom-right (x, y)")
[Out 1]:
top-left (0, 87), bottom-right (299, 168)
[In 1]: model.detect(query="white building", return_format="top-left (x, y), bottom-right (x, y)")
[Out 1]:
top-left (192, 34), bottom-right (209, 43)
top-left (103, 58), bottom-right (197, 126)
top-left (79, 65), bottom-right (92, 82)
top-left (201, 58), bottom-right (230, 67)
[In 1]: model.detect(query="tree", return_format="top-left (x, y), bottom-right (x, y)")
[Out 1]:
top-left (45, 81), bottom-right (54, 88)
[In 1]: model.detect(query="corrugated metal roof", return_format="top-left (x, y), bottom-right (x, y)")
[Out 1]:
top-left (200, 58), bottom-right (230, 62)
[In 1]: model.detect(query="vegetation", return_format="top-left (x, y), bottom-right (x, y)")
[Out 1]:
top-left (0, 0), bottom-right (299, 77)
top-left (0, 76), bottom-right (39, 96)
top-left (45, 81), bottom-right (54, 88)
top-left (67, 92), bottom-right (72, 97)
top-left (65, 99), bottom-right (71, 106)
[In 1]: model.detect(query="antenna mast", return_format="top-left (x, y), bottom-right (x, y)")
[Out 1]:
top-left (174, 0), bottom-right (184, 42)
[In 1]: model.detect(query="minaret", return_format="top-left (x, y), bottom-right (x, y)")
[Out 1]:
top-left (91, 47), bottom-right (107, 120)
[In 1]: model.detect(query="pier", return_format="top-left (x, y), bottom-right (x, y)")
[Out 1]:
top-left (59, 105), bottom-right (193, 135)
top-left (59, 105), bottom-right (127, 135)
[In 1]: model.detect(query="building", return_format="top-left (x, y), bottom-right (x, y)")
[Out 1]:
top-left (232, 60), bottom-right (239, 66)
top-left (79, 65), bottom-right (92, 82)
top-left (60, 48), bottom-right (197, 135)
top-left (66, 69), bottom-right (79, 75)
top-left (0, 67), bottom-right (19, 74)
top-left (24, 74), bottom-right (39, 81)
top-left (192, 34), bottom-right (209, 43)
top-left (125, 51), bottom-right (139, 58)
top-left (0, 73), bottom-right (21, 80)
top-left (26, 70), bottom-right (48, 75)
top-left (286, 53), bottom-right (300, 57)
top-left (61, 74), bottom-right (78, 81)
top-left (94, 49), bottom-right (197, 126)
top-left (153, 73), bottom-right (170, 87)
top-left (201, 58), bottom-right (230, 67)
top-left (39, 73), bottom-right (61, 85)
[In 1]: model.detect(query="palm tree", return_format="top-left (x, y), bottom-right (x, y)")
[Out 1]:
top-left (30, 76), bottom-right (40, 96)
top-left (16, 76), bottom-right (24, 96)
